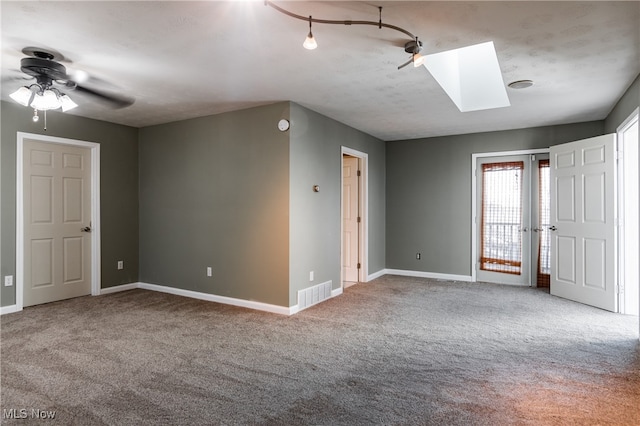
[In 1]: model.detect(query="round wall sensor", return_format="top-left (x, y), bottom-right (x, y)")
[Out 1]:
top-left (278, 119), bottom-right (290, 131)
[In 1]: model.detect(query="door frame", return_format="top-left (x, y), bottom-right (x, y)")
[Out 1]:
top-left (341, 147), bottom-right (368, 288)
top-left (471, 148), bottom-right (549, 283)
top-left (16, 132), bottom-right (101, 311)
top-left (616, 107), bottom-right (639, 317)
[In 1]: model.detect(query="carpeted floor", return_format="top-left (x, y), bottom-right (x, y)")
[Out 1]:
top-left (1, 275), bottom-right (638, 425)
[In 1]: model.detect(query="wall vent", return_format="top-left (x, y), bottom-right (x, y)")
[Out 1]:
top-left (297, 281), bottom-right (332, 311)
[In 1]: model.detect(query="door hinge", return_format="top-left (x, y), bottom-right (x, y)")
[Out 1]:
top-left (357, 263), bottom-right (361, 269)
top-left (357, 216), bottom-right (361, 223)
top-left (357, 170), bottom-right (361, 177)
top-left (616, 151), bottom-right (623, 161)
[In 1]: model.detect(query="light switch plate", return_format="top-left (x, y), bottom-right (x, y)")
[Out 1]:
top-left (4, 275), bottom-right (13, 287)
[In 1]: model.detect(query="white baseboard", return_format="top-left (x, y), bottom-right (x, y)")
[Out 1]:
top-left (0, 305), bottom-right (21, 315)
top-left (383, 269), bottom-right (473, 282)
top-left (138, 282), bottom-right (294, 316)
top-left (367, 269), bottom-right (387, 281)
top-left (100, 283), bottom-right (139, 295)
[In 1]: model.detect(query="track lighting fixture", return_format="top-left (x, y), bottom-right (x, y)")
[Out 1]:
top-left (264, 1), bottom-right (511, 112)
top-left (265, 0), bottom-right (419, 68)
top-left (303, 16), bottom-right (317, 50)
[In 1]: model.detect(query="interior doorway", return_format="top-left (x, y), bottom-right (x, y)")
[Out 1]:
top-left (16, 132), bottom-right (101, 311)
top-left (341, 147), bottom-right (368, 290)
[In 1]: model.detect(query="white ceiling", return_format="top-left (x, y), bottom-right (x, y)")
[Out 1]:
top-left (1, 1), bottom-right (639, 141)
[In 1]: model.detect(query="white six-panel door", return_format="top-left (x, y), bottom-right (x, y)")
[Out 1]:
top-left (23, 139), bottom-right (92, 307)
top-left (550, 134), bottom-right (617, 312)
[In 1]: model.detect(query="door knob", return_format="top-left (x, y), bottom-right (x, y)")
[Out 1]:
top-left (81, 226), bottom-right (92, 233)
top-left (549, 226), bottom-right (557, 231)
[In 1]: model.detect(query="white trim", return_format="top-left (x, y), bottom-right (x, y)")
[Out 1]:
top-left (470, 148), bottom-right (550, 283)
top-left (367, 269), bottom-right (387, 281)
top-left (341, 147), bottom-right (369, 289)
top-left (616, 108), bottom-right (639, 322)
top-left (2, 279), bottom-right (344, 316)
top-left (100, 283), bottom-right (138, 295)
top-left (15, 132), bottom-right (101, 311)
top-left (384, 269), bottom-right (473, 282)
top-left (138, 282), bottom-right (295, 315)
top-left (0, 305), bottom-right (21, 315)
top-left (616, 107), bottom-right (639, 133)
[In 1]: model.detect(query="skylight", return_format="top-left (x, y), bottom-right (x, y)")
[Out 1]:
top-left (423, 41), bottom-right (510, 112)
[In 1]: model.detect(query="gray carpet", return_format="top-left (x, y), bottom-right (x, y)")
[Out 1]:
top-left (1, 275), bottom-right (638, 425)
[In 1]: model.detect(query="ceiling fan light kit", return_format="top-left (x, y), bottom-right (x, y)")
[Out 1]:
top-left (264, 1), bottom-right (511, 113)
top-left (8, 46), bottom-right (134, 128)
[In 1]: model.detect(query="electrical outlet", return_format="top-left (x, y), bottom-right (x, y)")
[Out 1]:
top-left (207, 267), bottom-right (212, 277)
top-left (416, 253), bottom-right (421, 260)
top-left (309, 271), bottom-right (314, 281)
top-left (4, 275), bottom-right (13, 287)
top-left (117, 261), bottom-right (124, 270)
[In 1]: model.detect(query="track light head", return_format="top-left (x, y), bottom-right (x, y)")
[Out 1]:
top-left (303, 15), bottom-right (317, 50)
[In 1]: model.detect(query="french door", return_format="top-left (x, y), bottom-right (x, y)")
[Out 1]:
top-left (476, 154), bottom-right (550, 286)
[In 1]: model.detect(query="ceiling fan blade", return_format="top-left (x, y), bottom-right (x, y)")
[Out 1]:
top-left (72, 84), bottom-right (134, 109)
top-left (2, 69), bottom-right (35, 84)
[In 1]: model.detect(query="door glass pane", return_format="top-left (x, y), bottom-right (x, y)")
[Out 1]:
top-left (480, 162), bottom-right (524, 275)
top-left (537, 160), bottom-right (551, 286)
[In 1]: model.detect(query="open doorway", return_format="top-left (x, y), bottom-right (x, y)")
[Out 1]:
top-left (341, 147), bottom-right (368, 290)
top-left (618, 109), bottom-right (639, 316)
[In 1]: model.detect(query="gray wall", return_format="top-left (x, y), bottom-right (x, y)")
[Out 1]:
top-left (1, 101), bottom-right (139, 307)
top-left (289, 104), bottom-right (385, 306)
top-left (605, 74), bottom-right (640, 133)
top-left (385, 121), bottom-right (605, 277)
top-left (138, 103), bottom-right (291, 307)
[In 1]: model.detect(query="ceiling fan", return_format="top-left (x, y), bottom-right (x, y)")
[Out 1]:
top-left (8, 46), bottom-right (134, 116)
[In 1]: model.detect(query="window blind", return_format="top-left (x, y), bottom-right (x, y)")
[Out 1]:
top-left (480, 161), bottom-right (524, 275)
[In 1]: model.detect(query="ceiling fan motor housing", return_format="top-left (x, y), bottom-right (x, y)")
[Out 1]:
top-left (21, 57), bottom-right (68, 88)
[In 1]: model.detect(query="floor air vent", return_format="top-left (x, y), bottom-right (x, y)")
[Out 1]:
top-left (297, 281), bottom-right (332, 311)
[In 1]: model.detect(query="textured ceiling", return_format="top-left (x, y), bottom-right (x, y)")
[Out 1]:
top-left (1, 1), bottom-right (639, 141)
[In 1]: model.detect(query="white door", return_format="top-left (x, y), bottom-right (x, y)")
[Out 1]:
top-left (550, 134), bottom-right (617, 312)
top-left (23, 139), bottom-right (92, 307)
top-left (342, 155), bottom-right (359, 284)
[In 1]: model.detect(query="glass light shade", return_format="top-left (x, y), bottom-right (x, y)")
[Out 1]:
top-left (413, 53), bottom-right (426, 67)
top-left (31, 90), bottom-right (61, 110)
top-left (303, 32), bottom-right (317, 50)
top-left (60, 95), bottom-right (78, 112)
top-left (9, 86), bottom-right (34, 106)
